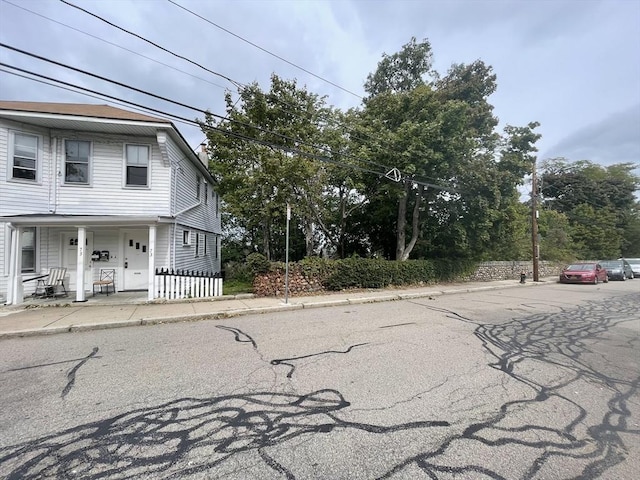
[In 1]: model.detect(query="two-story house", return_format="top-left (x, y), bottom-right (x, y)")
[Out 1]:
top-left (0, 101), bottom-right (222, 304)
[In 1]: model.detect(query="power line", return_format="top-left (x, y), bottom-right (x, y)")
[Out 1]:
top-left (58, 0), bottom-right (242, 90)
top-left (166, 0), bottom-right (363, 100)
top-left (0, 43), bottom-right (388, 175)
top-left (53, 0), bottom-right (437, 181)
top-left (1, 43), bottom-right (455, 192)
top-left (1, 63), bottom-right (451, 189)
top-left (0, 67), bottom-right (195, 129)
top-left (1, 0), bottom-right (231, 92)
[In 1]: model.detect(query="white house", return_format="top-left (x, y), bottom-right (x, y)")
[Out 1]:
top-left (0, 101), bottom-right (222, 304)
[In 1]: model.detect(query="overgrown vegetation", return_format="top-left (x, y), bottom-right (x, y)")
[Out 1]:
top-left (206, 37), bottom-right (639, 269)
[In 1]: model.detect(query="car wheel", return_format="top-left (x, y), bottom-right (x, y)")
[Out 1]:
top-left (594, 276), bottom-right (599, 285)
top-left (604, 276), bottom-right (608, 283)
top-left (621, 274), bottom-right (626, 281)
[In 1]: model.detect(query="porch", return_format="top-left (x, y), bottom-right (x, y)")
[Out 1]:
top-left (16, 289), bottom-right (150, 308)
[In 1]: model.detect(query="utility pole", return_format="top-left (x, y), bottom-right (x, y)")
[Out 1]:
top-left (531, 158), bottom-right (540, 282)
top-left (284, 203), bottom-right (291, 304)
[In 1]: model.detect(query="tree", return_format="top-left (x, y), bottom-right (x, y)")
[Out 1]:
top-left (364, 37), bottom-right (436, 97)
top-left (202, 75), bottom-right (327, 260)
top-left (359, 38), bottom-right (532, 261)
top-left (540, 158), bottom-right (640, 259)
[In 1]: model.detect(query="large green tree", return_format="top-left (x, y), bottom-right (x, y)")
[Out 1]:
top-left (358, 38), bottom-right (537, 260)
top-left (540, 159), bottom-right (640, 259)
top-left (202, 75), bottom-right (366, 260)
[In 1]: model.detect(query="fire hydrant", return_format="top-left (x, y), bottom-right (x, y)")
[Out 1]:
top-left (520, 270), bottom-right (527, 284)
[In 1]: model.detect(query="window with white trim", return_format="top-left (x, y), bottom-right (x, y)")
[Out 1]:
top-left (125, 144), bottom-right (149, 186)
top-left (22, 227), bottom-right (36, 273)
top-left (204, 234), bottom-right (207, 256)
top-left (196, 176), bottom-right (201, 200)
top-left (182, 230), bottom-right (191, 246)
top-left (64, 140), bottom-right (91, 184)
top-left (11, 132), bottom-right (38, 181)
top-left (195, 232), bottom-right (200, 257)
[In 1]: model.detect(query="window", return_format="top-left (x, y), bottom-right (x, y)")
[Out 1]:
top-left (65, 140), bottom-right (90, 184)
top-left (182, 230), bottom-right (191, 246)
top-left (125, 144), bottom-right (149, 186)
top-left (196, 176), bottom-right (201, 200)
top-left (21, 227), bottom-right (36, 273)
top-left (12, 133), bottom-right (38, 181)
top-left (204, 234), bottom-right (207, 256)
top-left (204, 185), bottom-right (208, 205)
top-left (195, 233), bottom-right (200, 257)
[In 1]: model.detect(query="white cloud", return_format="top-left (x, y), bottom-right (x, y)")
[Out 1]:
top-left (0, 0), bottom-right (638, 162)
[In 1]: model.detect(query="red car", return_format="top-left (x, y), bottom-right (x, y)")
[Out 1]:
top-left (559, 262), bottom-right (609, 284)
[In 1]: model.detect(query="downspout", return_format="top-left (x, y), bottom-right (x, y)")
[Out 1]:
top-left (171, 159), bottom-right (178, 270)
top-left (52, 135), bottom-right (58, 213)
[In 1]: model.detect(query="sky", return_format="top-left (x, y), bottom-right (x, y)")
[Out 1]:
top-left (0, 0), bottom-right (639, 172)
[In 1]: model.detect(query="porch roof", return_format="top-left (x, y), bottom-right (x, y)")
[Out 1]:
top-left (1, 214), bottom-right (174, 227)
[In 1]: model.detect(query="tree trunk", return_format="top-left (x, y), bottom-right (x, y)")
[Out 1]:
top-left (262, 217), bottom-right (271, 260)
top-left (305, 220), bottom-right (314, 257)
top-left (401, 184), bottom-right (424, 261)
top-left (395, 181), bottom-right (409, 260)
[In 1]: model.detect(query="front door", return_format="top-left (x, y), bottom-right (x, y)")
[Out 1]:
top-left (62, 232), bottom-right (94, 292)
top-left (123, 230), bottom-right (148, 290)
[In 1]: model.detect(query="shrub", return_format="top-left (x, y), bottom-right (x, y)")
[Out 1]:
top-left (246, 253), bottom-right (270, 275)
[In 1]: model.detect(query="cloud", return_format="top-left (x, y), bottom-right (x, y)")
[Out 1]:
top-left (543, 104), bottom-right (640, 166)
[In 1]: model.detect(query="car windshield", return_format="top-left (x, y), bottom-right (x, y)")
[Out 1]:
top-left (565, 264), bottom-right (595, 271)
top-left (599, 261), bottom-right (621, 269)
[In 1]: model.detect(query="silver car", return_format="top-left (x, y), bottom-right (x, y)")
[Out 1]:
top-left (599, 259), bottom-right (634, 281)
top-left (624, 258), bottom-right (640, 278)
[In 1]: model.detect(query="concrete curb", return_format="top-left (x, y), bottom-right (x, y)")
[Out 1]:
top-left (0, 279), bottom-right (552, 339)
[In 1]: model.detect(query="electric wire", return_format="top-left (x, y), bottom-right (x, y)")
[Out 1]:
top-left (58, 0), bottom-right (242, 89)
top-left (0, 43), bottom-right (456, 192)
top-left (0, 43), bottom-right (398, 177)
top-left (166, 0), bottom-right (363, 100)
top-left (1, 0), bottom-right (231, 92)
top-left (0, 63), bottom-right (444, 189)
top-left (54, 0), bottom-right (417, 178)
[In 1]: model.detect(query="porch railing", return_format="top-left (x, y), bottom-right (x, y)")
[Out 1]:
top-left (154, 268), bottom-right (223, 300)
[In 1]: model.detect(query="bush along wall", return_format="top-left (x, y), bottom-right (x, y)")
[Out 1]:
top-left (253, 257), bottom-right (478, 297)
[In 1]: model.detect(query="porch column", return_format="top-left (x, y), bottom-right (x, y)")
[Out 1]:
top-left (7, 226), bottom-right (23, 305)
top-left (75, 226), bottom-right (87, 302)
top-left (148, 225), bottom-right (156, 301)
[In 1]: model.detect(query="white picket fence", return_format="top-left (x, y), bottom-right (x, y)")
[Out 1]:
top-left (154, 269), bottom-right (223, 300)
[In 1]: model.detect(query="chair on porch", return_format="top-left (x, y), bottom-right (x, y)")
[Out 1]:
top-left (93, 269), bottom-right (116, 296)
top-left (33, 267), bottom-right (68, 298)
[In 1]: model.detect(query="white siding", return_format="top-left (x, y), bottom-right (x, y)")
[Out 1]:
top-left (0, 121), bottom-right (52, 216)
top-left (55, 135), bottom-right (171, 216)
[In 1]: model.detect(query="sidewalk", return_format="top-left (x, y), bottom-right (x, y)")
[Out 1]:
top-left (0, 278), bottom-right (554, 339)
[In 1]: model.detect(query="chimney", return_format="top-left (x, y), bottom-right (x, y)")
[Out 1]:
top-left (198, 143), bottom-right (208, 166)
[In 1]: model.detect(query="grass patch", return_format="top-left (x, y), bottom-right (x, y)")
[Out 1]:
top-left (223, 279), bottom-right (253, 295)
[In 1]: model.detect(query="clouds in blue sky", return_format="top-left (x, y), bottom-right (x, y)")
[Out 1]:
top-left (0, 0), bottom-right (638, 168)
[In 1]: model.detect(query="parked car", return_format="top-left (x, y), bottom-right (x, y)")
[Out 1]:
top-left (599, 259), bottom-right (634, 281)
top-left (624, 258), bottom-right (640, 278)
top-left (559, 262), bottom-right (608, 284)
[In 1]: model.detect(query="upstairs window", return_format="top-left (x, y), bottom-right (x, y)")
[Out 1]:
top-left (64, 140), bottom-right (90, 184)
top-left (12, 133), bottom-right (38, 181)
top-left (196, 176), bottom-right (201, 200)
top-left (125, 144), bottom-right (149, 186)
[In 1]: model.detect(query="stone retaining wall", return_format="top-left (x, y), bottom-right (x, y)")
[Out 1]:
top-left (253, 260), bottom-right (566, 297)
top-left (467, 261), bottom-right (565, 281)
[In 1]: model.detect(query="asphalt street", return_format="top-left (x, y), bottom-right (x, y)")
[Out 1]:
top-left (0, 281), bottom-right (638, 479)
